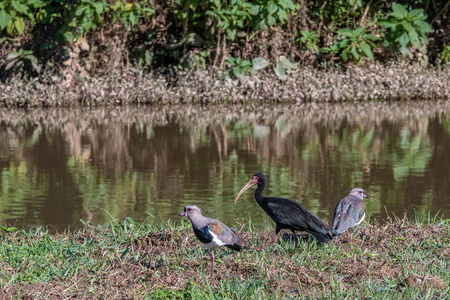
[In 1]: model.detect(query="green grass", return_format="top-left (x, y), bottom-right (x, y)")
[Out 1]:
top-left (0, 212), bottom-right (449, 299)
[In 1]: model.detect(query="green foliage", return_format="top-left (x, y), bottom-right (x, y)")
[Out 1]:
top-left (296, 30), bottom-right (320, 53)
top-left (442, 46), bottom-right (450, 65)
top-left (334, 26), bottom-right (380, 64)
top-left (110, 1), bottom-right (154, 28)
top-left (251, 56), bottom-right (268, 70)
top-left (55, 0), bottom-right (108, 44)
top-left (225, 56), bottom-right (269, 79)
top-left (0, 225), bottom-right (18, 233)
top-left (0, 0), bottom-right (447, 75)
top-left (252, 0), bottom-right (295, 30)
top-left (207, 0), bottom-right (254, 41)
top-left (207, 0), bottom-right (295, 41)
top-left (379, 3), bottom-right (432, 56)
top-left (0, 0), bottom-right (44, 35)
top-left (274, 56), bottom-right (296, 79)
top-left (225, 56), bottom-right (252, 78)
top-left (0, 0), bottom-right (155, 45)
top-left (321, 0), bottom-right (365, 29)
top-left (5, 49), bottom-right (41, 73)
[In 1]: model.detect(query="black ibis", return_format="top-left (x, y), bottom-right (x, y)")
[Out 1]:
top-left (234, 173), bottom-right (335, 245)
top-left (332, 188), bottom-right (368, 238)
top-left (178, 205), bottom-right (244, 279)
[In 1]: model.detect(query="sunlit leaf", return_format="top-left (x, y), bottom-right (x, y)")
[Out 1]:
top-left (267, 2), bottom-right (277, 14)
top-left (11, 0), bottom-right (28, 14)
top-left (408, 30), bottom-right (420, 48)
top-left (252, 57), bottom-right (268, 70)
top-left (341, 47), bottom-right (349, 62)
top-left (398, 32), bottom-right (409, 48)
top-left (14, 16), bottom-right (25, 34)
top-left (93, 2), bottom-right (104, 15)
top-left (267, 14), bottom-right (276, 26)
top-left (408, 9), bottom-right (426, 21)
top-left (31, 60), bottom-right (41, 73)
top-left (0, 10), bottom-right (11, 29)
top-left (392, 3), bottom-right (408, 19)
top-left (351, 45), bottom-right (360, 60)
top-left (360, 41), bottom-right (374, 60)
top-left (354, 26), bottom-right (365, 36)
top-left (75, 6), bottom-right (86, 16)
top-left (413, 20), bottom-right (432, 33)
top-left (363, 34), bottom-right (380, 41)
top-left (379, 21), bottom-right (396, 28)
top-left (6, 19), bottom-right (14, 34)
top-left (232, 66), bottom-right (244, 78)
top-left (250, 5), bottom-right (259, 15)
top-left (401, 20), bottom-right (412, 32)
top-left (339, 28), bottom-right (354, 38)
top-left (274, 63), bottom-right (286, 79)
top-left (7, 51), bottom-right (21, 60)
top-left (129, 12), bottom-right (139, 25)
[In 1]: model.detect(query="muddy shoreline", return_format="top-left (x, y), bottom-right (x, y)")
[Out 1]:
top-left (1, 64), bottom-right (449, 107)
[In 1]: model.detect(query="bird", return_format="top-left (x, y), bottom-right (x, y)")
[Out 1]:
top-left (332, 188), bottom-right (368, 239)
top-left (234, 173), bottom-right (336, 245)
top-left (178, 205), bottom-right (244, 279)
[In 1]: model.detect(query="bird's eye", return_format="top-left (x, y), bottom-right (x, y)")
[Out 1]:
top-left (187, 208), bottom-right (192, 212)
top-left (254, 176), bottom-right (259, 181)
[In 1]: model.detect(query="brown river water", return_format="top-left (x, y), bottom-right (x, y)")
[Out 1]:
top-left (0, 102), bottom-right (449, 231)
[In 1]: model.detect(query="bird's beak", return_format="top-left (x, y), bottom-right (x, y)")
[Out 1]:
top-left (234, 178), bottom-right (258, 205)
top-left (178, 212), bottom-right (186, 217)
top-left (363, 193), bottom-right (368, 198)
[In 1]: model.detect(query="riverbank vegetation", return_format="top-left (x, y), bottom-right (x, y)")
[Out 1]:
top-left (0, 1), bottom-right (449, 105)
top-left (0, 212), bottom-right (449, 298)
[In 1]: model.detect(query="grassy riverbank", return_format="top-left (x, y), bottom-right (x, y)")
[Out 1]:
top-left (0, 212), bottom-right (448, 299)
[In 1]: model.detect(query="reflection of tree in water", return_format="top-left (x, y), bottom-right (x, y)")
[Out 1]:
top-left (0, 102), bottom-right (449, 228)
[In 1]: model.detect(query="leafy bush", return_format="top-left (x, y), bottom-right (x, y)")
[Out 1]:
top-left (442, 46), bottom-right (450, 65)
top-left (0, 0), bottom-right (42, 35)
top-left (110, 1), bottom-right (154, 28)
top-left (5, 49), bottom-right (41, 73)
top-left (207, 0), bottom-right (295, 41)
top-left (207, 0), bottom-right (254, 41)
top-left (334, 26), bottom-right (380, 64)
top-left (225, 56), bottom-right (252, 78)
top-left (0, 0), bottom-right (447, 77)
top-left (274, 56), bottom-right (296, 79)
top-left (379, 3), bottom-right (432, 56)
top-left (296, 30), bottom-right (320, 53)
top-left (252, 0), bottom-right (295, 30)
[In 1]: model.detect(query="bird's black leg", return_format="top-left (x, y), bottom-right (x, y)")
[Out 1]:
top-left (291, 230), bottom-right (298, 247)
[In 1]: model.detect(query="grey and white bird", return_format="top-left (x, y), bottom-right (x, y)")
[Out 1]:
top-left (178, 205), bottom-right (244, 279)
top-left (332, 188), bottom-right (368, 238)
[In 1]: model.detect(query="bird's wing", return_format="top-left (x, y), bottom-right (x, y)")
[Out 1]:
top-left (209, 220), bottom-right (244, 251)
top-left (332, 196), bottom-right (365, 234)
top-left (194, 225), bottom-right (213, 244)
top-left (266, 199), bottom-right (332, 233)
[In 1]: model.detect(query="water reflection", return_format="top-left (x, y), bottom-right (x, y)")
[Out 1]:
top-left (0, 102), bottom-right (449, 230)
